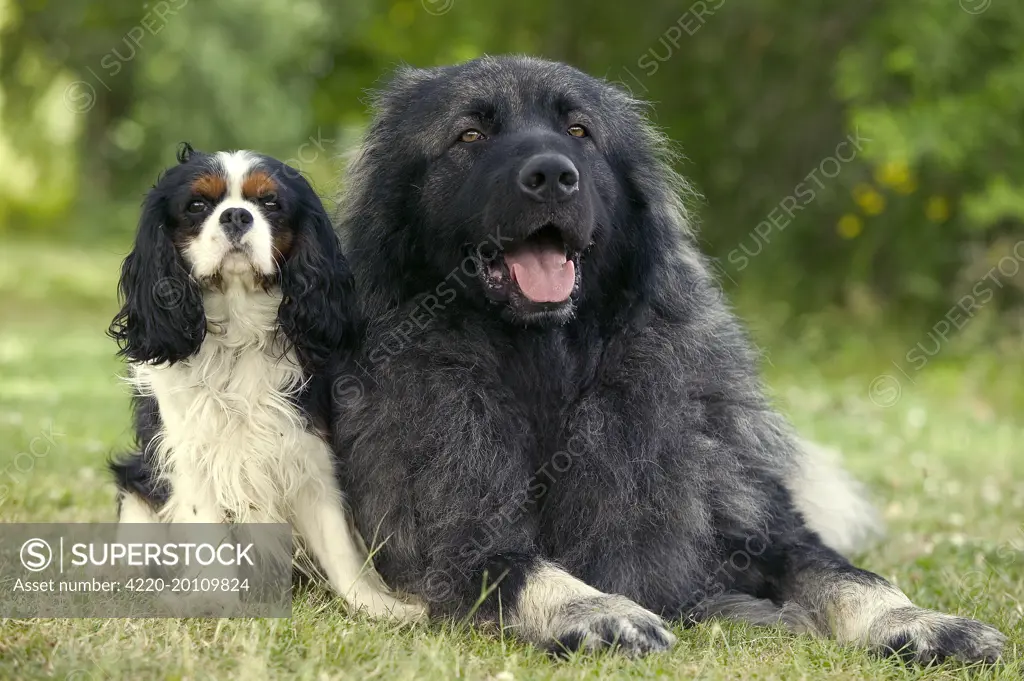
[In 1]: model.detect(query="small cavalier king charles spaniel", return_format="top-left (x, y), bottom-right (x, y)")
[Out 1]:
top-left (108, 144), bottom-right (423, 620)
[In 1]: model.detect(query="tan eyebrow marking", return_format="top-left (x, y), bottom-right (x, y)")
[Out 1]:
top-left (190, 173), bottom-right (227, 200)
top-left (242, 170), bottom-right (278, 199)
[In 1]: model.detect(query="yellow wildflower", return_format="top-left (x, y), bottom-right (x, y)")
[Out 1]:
top-left (875, 160), bottom-right (909, 188)
top-left (853, 184), bottom-right (886, 216)
top-left (837, 214), bottom-right (863, 239)
top-left (925, 196), bottom-right (950, 223)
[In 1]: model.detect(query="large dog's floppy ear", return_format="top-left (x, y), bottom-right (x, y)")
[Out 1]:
top-left (278, 185), bottom-right (355, 371)
top-left (108, 189), bottom-right (205, 365)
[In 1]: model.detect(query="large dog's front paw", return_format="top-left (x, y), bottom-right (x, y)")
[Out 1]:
top-left (872, 607), bottom-right (1005, 665)
top-left (549, 594), bottom-right (676, 656)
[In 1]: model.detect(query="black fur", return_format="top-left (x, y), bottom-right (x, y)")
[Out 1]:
top-left (108, 396), bottom-right (170, 512)
top-left (278, 189), bottom-right (357, 371)
top-left (108, 164), bottom-right (206, 365)
top-left (334, 56), bottom-right (1004, 662)
top-left (176, 141), bottom-right (195, 164)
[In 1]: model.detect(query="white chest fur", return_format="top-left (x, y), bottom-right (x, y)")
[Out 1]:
top-left (131, 282), bottom-right (334, 523)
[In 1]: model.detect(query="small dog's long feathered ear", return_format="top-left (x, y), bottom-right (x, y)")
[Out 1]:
top-left (108, 189), bottom-right (205, 365)
top-left (278, 191), bottom-right (355, 371)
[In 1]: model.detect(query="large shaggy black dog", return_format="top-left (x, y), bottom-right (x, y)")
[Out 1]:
top-left (335, 56), bottom-right (1005, 662)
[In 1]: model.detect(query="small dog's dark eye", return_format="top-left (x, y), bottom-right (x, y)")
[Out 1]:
top-left (187, 200), bottom-right (207, 214)
top-left (568, 124), bottom-right (587, 138)
top-left (460, 129), bottom-right (485, 143)
top-left (259, 195), bottom-right (279, 210)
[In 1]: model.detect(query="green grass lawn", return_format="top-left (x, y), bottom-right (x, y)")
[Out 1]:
top-left (1, 239), bottom-right (1022, 680)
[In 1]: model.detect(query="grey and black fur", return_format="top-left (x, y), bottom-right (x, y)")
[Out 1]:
top-left (335, 56), bottom-right (1005, 662)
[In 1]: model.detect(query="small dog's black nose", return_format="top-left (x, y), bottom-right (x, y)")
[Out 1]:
top-left (219, 207), bottom-right (253, 240)
top-left (518, 153), bottom-right (579, 202)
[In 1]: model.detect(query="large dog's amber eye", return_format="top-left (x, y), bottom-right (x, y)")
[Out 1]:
top-left (568, 124), bottom-right (588, 138)
top-left (460, 129), bottom-right (485, 143)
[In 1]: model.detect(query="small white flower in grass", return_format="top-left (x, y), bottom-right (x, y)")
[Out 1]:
top-left (981, 480), bottom-right (1002, 506)
top-left (949, 513), bottom-right (965, 527)
top-left (0, 337), bottom-right (28, 363)
top-left (906, 407), bottom-right (926, 430)
top-left (1, 411), bottom-right (23, 425)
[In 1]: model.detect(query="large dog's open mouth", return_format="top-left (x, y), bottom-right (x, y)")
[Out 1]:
top-left (481, 224), bottom-right (583, 319)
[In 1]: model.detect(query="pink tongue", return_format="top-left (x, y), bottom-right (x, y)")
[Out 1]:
top-left (505, 244), bottom-right (575, 303)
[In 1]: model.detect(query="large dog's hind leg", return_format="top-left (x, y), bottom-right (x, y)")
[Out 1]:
top-left (766, 538), bottom-right (1005, 664)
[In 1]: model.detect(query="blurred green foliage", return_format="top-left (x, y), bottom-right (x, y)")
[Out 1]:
top-left (1, 0), bottom-right (1022, 331)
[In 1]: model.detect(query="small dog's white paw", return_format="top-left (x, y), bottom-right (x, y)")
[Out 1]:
top-left (350, 590), bottom-right (429, 623)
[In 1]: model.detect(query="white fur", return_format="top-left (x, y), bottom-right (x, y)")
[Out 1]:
top-left (814, 574), bottom-right (1005, 661)
top-left (509, 561), bottom-right (675, 653)
top-left (511, 562), bottom-right (602, 641)
top-left (124, 230), bottom-right (424, 620)
top-left (826, 578), bottom-right (915, 644)
top-left (117, 490), bottom-right (161, 526)
top-left (788, 438), bottom-right (883, 555)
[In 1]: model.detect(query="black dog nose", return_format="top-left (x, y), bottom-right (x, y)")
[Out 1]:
top-left (219, 207), bottom-right (253, 240)
top-left (518, 153), bottom-right (579, 202)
